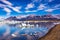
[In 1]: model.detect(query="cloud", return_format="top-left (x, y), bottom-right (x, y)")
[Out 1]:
top-left (54, 4), bottom-right (60, 8)
top-left (25, 10), bottom-right (37, 13)
top-left (17, 15), bottom-right (30, 18)
top-left (0, 4), bottom-right (12, 16)
top-left (45, 7), bottom-right (60, 13)
top-left (0, 0), bottom-right (22, 14)
top-left (38, 4), bottom-right (47, 10)
top-left (0, 0), bottom-right (13, 6)
top-left (31, 0), bottom-right (42, 3)
top-left (44, 4), bottom-right (60, 12)
top-left (55, 8), bottom-right (60, 9)
top-left (15, 6), bottom-right (22, 10)
top-left (0, 4), bottom-right (6, 8)
top-left (3, 7), bottom-right (11, 13)
top-left (44, 0), bottom-right (54, 2)
top-left (8, 6), bottom-right (22, 13)
top-left (0, 4), bottom-right (22, 14)
top-left (45, 9), bottom-right (55, 12)
top-left (0, 0), bottom-right (12, 16)
top-left (48, 0), bottom-right (54, 2)
top-left (25, 3), bottom-right (34, 9)
top-left (3, 7), bottom-right (11, 16)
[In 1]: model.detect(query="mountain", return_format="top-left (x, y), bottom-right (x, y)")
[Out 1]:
top-left (5, 15), bottom-right (60, 21)
top-left (53, 15), bottom-right (60, 19)
top-left (42, 14), bottom-right (55, 18)
top-left (41, 14), bottom-right (58, 20)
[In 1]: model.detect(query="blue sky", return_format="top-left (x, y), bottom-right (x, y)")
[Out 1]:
top-left (0, 0), bottom-right (60, 18)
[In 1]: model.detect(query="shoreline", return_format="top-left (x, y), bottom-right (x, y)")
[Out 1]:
top-left (39, 24), bottom-right (60, 40)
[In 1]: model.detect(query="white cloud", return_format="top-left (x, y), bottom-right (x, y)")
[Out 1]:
top-left (25, 10), bottom-right (37, 13)
top-left (0, 0), bottom-right (13, 6)
top-left (0, 0), bottom-right (22, 13)
top-left (17, 15), bottom-right (30, 18)
top-left (44, 7), bottom-right (60, 15)
top-left (15, 6), bottom-right (22, 10)
top-left (0, 4), bottom-right (22, 14)
top-left (8, 6), bottom-right (21, 13)
top-left (31, 0), bottom-right (42, 3)
top-left (44, 0), bottom-right (54, 2)
top-left (0, 4), bottom-right (12, 16)
top-left (0, 0), bottom-right (12, 16)
top-left (3, 7), bottom-right (11, 13)
top-left (48, 0), bottom-right (54, 2)
top-left (45, 7), bottom-right (60, 12)
top-left (38, 4), bottom-right (46, 10)
top-left (54, 4), bottom-right (60, 8)
top-left (25, 3), bottom-right (34, 9)
top-left (3, 7), bottom-right (11, 16)
top-left (32, 0), bottom-right (39, 2)
top-left (55, 8), bottom-right (60, 9)
top-left (45, 9), bottom-right (55, 12)
top-left (0, 4), bottom-right (6, 8)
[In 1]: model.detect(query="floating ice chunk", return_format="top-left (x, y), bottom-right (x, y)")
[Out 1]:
top-left (11, 34), bottom-right (17, 37)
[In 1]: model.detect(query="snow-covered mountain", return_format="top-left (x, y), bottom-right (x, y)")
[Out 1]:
top-left (5, 14), bottom-right (60, 21)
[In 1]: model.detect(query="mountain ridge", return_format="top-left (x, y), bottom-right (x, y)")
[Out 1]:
top-left (5, 15), bottom-right (60, 21)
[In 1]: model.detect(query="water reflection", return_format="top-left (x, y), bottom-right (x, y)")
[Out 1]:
top-left (0, 22), bottom-right (55, 40)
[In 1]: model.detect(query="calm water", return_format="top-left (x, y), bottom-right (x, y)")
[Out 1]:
top-left (0, 22), bottom-right (55, 40)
